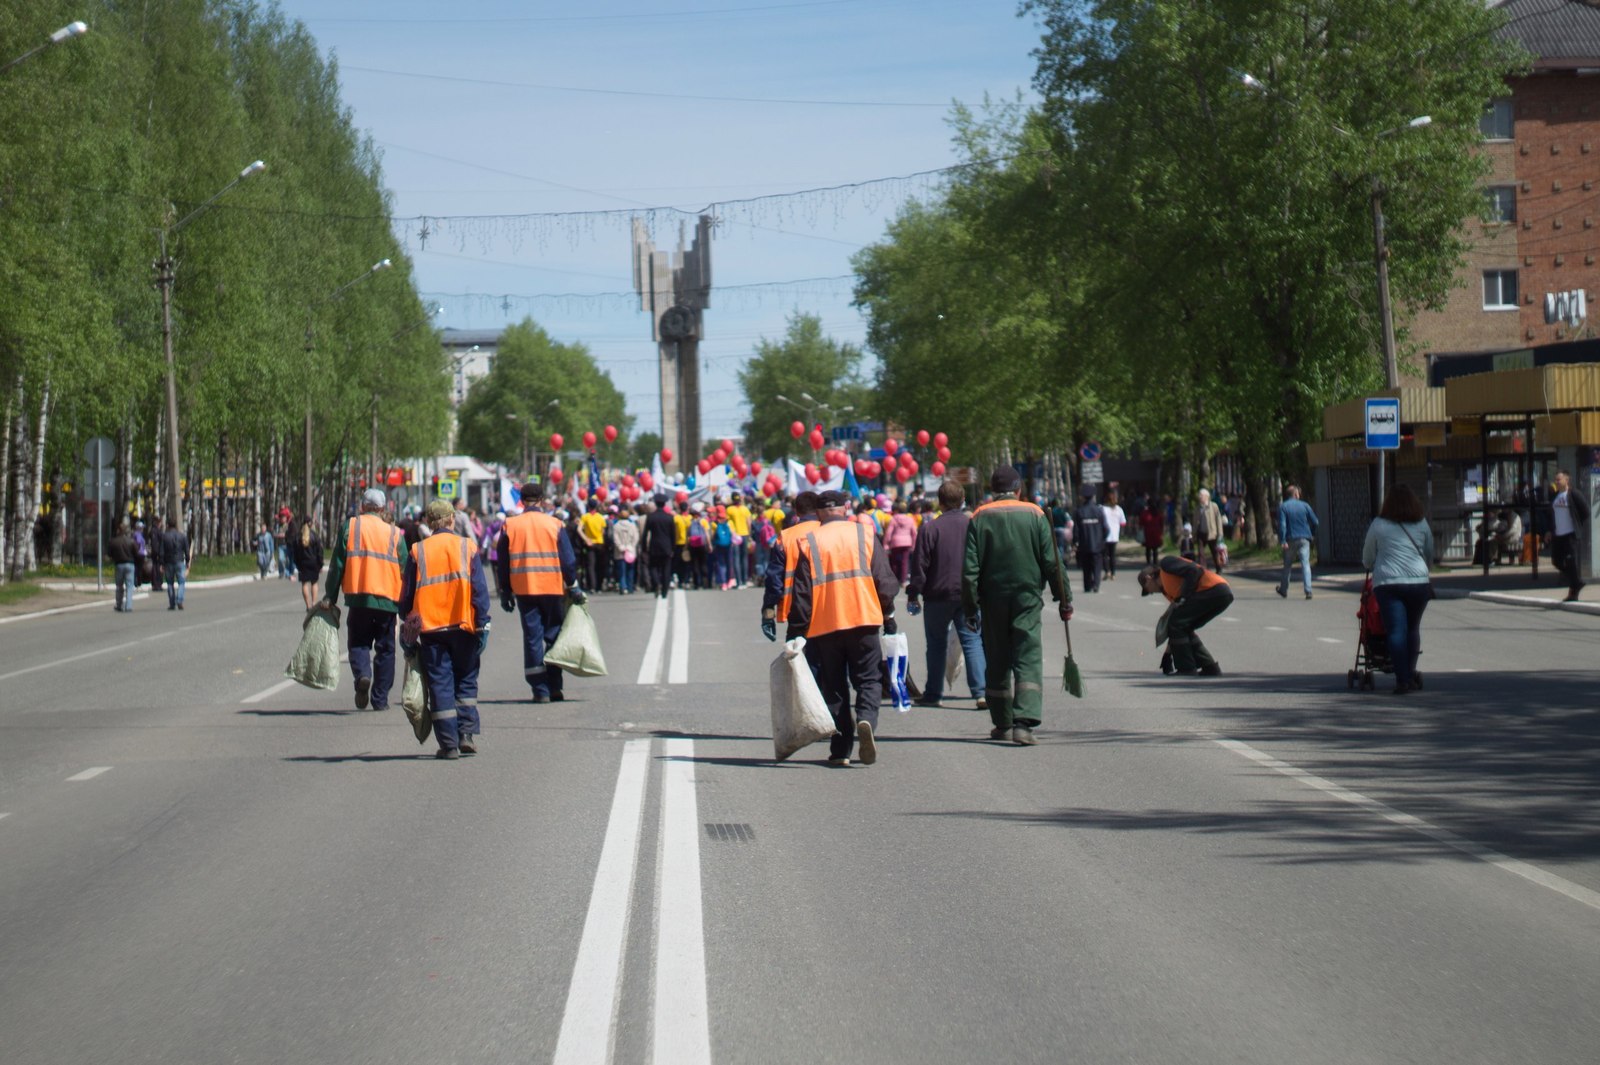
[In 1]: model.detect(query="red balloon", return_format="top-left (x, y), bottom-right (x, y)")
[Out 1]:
top-left (884, 438), bottom-right (900, 456)
top-left (576, 486), bottom-right (588, 500)
top-left (660, 448), bottom-right (673, 464)
top-left (549, 468), bottom-right (564, 484)
top-left (808, 429), bottom-right (824, 451)
top-left (804, 463), bottom-right (820, 484)
top-left (622, 474), bottom-right (636, 488)
top-left (916, 429), bottom-right (930, 446)
top-left (595, 486), bottom-right (609, 501)
top-left (676, 490), bottom-right (689, 504)
top-left (720, 438), bottom-right (734, 455)
top-left (582, 431), bottom-right (597, 450)
top-left (603, 424), bottom-right (618, 443)
top-left (697, 459), bottom-right (711, 475)
top-left (639, 472), bottom-right (654, 490)
top-left (711, 448), bottom-right (726, 465)
top-left (549, 433), bottom-right (564, 451)
top-left (790, 421), bottom-right (805, 439)
top-left (932, 461), bottom-right (946, 476)
top-left (933, 432), bottom-right (948, 448)
top-left (895, 468), bottom-right (911, 483)
top-left (937, 446), bottom-right (951, 463)
top-left (869, 462), bottom-right (882, 478)
top-left (750, 462), bottom-right (762, 476)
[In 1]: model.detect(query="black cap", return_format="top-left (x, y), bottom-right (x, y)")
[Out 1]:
top-left (989, 466), bottom-right (1021, 493)
top-left (819, 489), bottom-right (853, 509)
top-left (521, 482), bottom-right (544, 501)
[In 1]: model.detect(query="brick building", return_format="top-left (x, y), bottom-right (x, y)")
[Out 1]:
top-left (1408, 0), bottom-right (1600, 364)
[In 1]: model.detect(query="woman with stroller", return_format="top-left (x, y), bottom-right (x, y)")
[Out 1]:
top-left (1361, 484), bottom-right (1434, 695)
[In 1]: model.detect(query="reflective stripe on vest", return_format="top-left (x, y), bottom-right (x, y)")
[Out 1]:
top-left (1159, 566), bottom-right (1226, 603)
top-left (413, 533), bottom-right (476, 633)
top-left (342, 514), bottom-right (403, 600)
top-left (505, 511), bottom-right (564, 597)
top-left (798, 519), bottom-right (883, 636)
top-left (775, 517), bottom-right (816, 623)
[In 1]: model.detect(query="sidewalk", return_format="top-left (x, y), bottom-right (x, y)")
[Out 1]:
top-left (1224, 554), bottom-right (1600, 616)
top-left (0, 573), bottom-right (266, 624)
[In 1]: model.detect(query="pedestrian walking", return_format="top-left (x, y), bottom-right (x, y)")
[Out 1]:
top-left (292, 520), bottom-right (324, 611)
top-left (1138, 555), bottom-right (1232, 676)
top-left (612, 505), bottom-right (640, 594)
top-left (725, 492), bottom-right (753, 587)
top-left (1549, 470), bottom-right (1590, 601)
top-left (320, 489), bottom-right (404, 712)
top-left (108, 519), bottom-right (138, 613)
top-left (1192, 489), bottom-right (1224, 571)
top-left (1275, 484), bottom-right (1320, 600)
top-left (963, 467), bottom-right (1071, 746)
top-left (1138, 503), bottom-right (1165, 565)
top-left (577, 500), bottom-right (607, 593)
top-left (884, 500), bottom-right (917, 584)
top-left (784, 490), bottom-right (900, 766)
top-left (1361, 484), bottom-right (1435, 694)
top-left (400, 500), bottom-right (491, 759)
top-left (905, 480), bottom-right (987, 708)
top-left (644, 495), bottom-right (677, 599)
top-left (132, 520), bottom-right (153, 588)
top-left (760, 491), bottom-right (822, 639)
top-left (160, 517), bottom-right (190, 610)
top-left (274, 509), bottom-right (295, 579)
top-left (255, 523), bottom-right (275, 580)
top-left (687, 503), bottom-right (712, 589)
top-left (496, 482), bottom-right (580, 704)
top-left (1072, 483), bottom-right (1105, 593)
top-left (1101, 489), bottom-right (1126, 581)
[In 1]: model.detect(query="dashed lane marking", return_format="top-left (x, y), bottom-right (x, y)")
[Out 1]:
top-left (1316, 636), bottom-right (1342, 644)
top-left (654, 737), bottom-right (711, 1063)
top-left (66, 767), bottom-right (112, 782)
top-left (668, 589), bottom-right (690, 685)
top-left (636, 596), bottom-right (669, 685)
top-left (0, 632), bottom-right (176, 683)
top-left (1265, 625), bottom-right (1287, 632)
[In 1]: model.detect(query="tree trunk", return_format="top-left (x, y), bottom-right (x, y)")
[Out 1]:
top-left (11, 376), bottom-right (51, 579)
top-left (0, 379), bottom-right (14, 583)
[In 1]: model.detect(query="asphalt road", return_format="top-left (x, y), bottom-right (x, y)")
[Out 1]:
top-left (1, 567), bottom-right (1598, 1064)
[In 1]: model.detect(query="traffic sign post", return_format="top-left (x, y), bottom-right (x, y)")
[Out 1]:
top-left (437, 478), bottom-right (459, 502)
top-left (1364, 397), bottom-right (1402, 516)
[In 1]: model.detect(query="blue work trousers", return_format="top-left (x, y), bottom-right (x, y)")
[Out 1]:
top-left (421, 628), bottom-right (480, 751)
top-left (1375, 583), bottom-right (1430, 688)
top-left (347, 605), bottom-right (397, 709)
top-left (516, 594), bottom-right (566, 698)
top-left (920, 599), bottom-right (986, 701)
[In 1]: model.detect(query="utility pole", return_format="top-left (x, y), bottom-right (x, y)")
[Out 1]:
top-left (156, 232), bottom-right (181, 524)
top-left (1372, 178), bottom-right (1399, 509)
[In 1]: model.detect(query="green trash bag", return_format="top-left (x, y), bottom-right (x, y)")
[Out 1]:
top-left (286, 604), bottom-right (341, 690)
top-left (400, 650), bottom-right (431, 745)
top-left (546, 602), bottom-right (608, 677)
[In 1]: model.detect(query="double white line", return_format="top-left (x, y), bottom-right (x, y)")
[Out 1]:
top-left (636, 589), bottom-right (691, 685)
top-left (554, 737), bottom-right (710, 1065)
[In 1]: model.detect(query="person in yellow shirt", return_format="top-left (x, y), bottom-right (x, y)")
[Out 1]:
top-left (763, 499), bottom-right (786, 532)
top-left (578, 501), bottom-right (608, 592)
top-left (673, 505), bottom-right (693, 589)
top-left (725, 491), bottom-right (753, 587)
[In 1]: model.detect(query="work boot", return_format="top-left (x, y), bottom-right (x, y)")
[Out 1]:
top-left (459, 733), bottom-right (477, 756)
top-left (825, 756), bottom-right (851, 767)
top-left (855, 720), bottom-right (877, 765)
top-left (436, 747), bottom-right (460, 760)
top-left (989, 726), bottom-right (1011, 741)
top-left (975, 696), bottom-right (988, 710)
top-left (1199, 663), bottom-right (1222, 677)
top-left (1160, 652), bottom-right (1175, 675)
top-left (354, 676), bottom-right (371, 710)
top-left (533, 693), bottom-right (550, 704)
top-left (1011, 726), bottom-right (1037, 746)
top-left (1275, 584), bottom-right (1287, 598)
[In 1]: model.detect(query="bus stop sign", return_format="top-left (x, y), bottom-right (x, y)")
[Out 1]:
top-left (1364, 398), bottom-right (1401, 450)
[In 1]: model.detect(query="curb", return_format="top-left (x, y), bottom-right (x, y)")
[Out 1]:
top-left (38, 573), bottom-right (259, 593)
top-left (1462, 590), bottom-right (1600, 616)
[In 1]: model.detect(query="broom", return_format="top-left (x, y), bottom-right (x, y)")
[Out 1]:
top-left (1062, 619), bottom-right (1085, 698)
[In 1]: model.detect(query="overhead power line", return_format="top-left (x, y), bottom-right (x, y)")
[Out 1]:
top-left (308, 0), bottom-right (863, 25)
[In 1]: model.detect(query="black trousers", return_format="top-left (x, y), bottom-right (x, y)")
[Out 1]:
top-left (648, 554), bottom-right (672, 597)
top-left (1077, 549), bottom-right (1101, 593)
top-left (1167, 587), bottom-right (1233, 672)
top-left (1552, 533), bottom-right (1583, 595)
top-left (802, 626), bottom-right (882, 760)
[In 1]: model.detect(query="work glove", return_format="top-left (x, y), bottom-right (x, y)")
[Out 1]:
top-left (761, 617), bottom-right (777, 642)
top-left (906, 597), bottom-right (922, 616)
top-left (477, 622), bottom-right (491, 655)
top-left (1058, 601), bottom-right (1074, 622)
top-left (567, 586), bottom-right (588, 605)
top-left (883, 615), bottom-right (898, 636)
top-left (500, 596), bottom-right (514, 614)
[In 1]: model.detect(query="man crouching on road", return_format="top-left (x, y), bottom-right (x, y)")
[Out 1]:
top-left (400, 500), bottom-right (491, 760)
top-left (785, 490), bottom-right (900, 767)
top-left (1138, 555), bottom-right (1232, 676)
top-left (962, 466), bottom-right (1071, 746)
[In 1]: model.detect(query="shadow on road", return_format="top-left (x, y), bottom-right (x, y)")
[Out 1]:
top-left (238, 708), bottom-right (360, 717)
top-left (283, 753), bottom-right (433, 763)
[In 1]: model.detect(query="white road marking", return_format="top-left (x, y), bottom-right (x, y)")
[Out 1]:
top-left (0, 631), bottom-right (176, 683)
top-left (1316, 636), bottom-right (1342, 644)
top-left (668, 589), bottom-right (690, 685)
top-left (1265, 625), bottom-right (1287, 632)
top-left (1456, 668), bottom-right (1478, 673)
top-left (0, 812), bottom-right (10, 822)
top-left (66, 766), bottom-right (112, 782)
top-left (1221, 616), bottom-right (1240, 623)
top-left (553, 739), bottom-right (651, 1065)
top-left (1071, 613), bottom-right (1145, 633)
top-left (0, 594), bottom-right (148, 625)
top-left (654, 737), bottom-right (711, 1064)
top-left (1213, 738), bottom-right (1600, 913)
top-left (241, 678), bottom-right (298, 704)
top-left (637, 596), bottom-right (670, 685)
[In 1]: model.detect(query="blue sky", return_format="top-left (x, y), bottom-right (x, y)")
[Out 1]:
top-left (273, 0), bottom-right (1044, 439)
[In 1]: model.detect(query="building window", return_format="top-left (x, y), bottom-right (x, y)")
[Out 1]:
top-left (1480, 98), bottom-right (1514, 140)
top-left (1483, 270), bottom-right (1519, 310)
top-left (1485, 185), bottom-right (1516, 223)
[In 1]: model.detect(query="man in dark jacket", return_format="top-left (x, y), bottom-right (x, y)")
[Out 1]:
top-left (906, 480), bottom-right (987, 708)
top-left (1550, 470), bottom-right (1590, 601)
top-left (642, 495), bottom-right (678, 600)
top-left (107, 520), bottom-right (139, 613)
top-left (1072, 482), bottom-right (1106, 593)
top-left (759, 491), bottom-right (821, 640)
top-left (160, 517), bottom-right (190, 610)
top-left (963, 467), bottom-right (1071, 746)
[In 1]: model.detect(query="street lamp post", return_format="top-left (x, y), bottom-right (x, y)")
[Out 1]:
top-left (155, 159), bottom-right (265, 525)
top-left (0, 20), bottom-right (88, 75)
top-left (506, 398), bottom-right (558, 478)
top-left (303, 259), bottom-right (392, 520)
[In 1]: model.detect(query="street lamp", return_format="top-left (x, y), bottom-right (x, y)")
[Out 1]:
top-left (0, 20), bottom-right (88, 75)
top-left (303, 258), bottom-right (393, 519)
top-left (154, 159), bottom-right (266, 525)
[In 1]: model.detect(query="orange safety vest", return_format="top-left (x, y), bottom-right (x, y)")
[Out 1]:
top-left (796, 519), bottom-right (883, 637)
top-left (341, 513), bottom-right (404, 600)
top-left (1159, 566), bottom-right (1226, 603)
top-left (412, 532), bottom-right (478, 633)
top-left (775, 517), bottom-right (816, 623)
top-left (504, 510), bottom-right (565, 596)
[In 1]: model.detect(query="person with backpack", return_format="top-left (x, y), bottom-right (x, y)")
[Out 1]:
top-left (687, 502), bottom-right (712, 589)
top-left (711, 505), bottom-right (735, 589)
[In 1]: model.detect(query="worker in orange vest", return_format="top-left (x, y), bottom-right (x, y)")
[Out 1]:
top-left (1137, 555), bottom-right (1232, 676)
top-left (495, 481), bottom-right (581, 703)
top-left (759, 490), bottom-right (821, 641)
top-left (785, 489), bottom-right (900, 766)
top-left (320, 488), bottom-right (404, 711)
top-left (399, 499), bottom-right (491, 759)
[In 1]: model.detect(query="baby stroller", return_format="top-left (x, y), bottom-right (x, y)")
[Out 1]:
top-left (1347, 576), bottom-right (1421, 691)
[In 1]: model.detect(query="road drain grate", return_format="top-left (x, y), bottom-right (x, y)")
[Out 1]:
top-left (704, 823), bottom-right (755, 843)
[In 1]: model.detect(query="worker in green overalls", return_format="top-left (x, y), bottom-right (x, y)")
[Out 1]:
top-left (961, 466), bottom-right (1072, 746)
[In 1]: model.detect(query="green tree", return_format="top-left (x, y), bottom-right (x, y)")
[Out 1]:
top-left (737, 313), bottom-right (869, 461)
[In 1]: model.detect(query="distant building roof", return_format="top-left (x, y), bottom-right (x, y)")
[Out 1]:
top-left (440, 328), bottom-right (504, 347)
top-left (1496, 0), bottom-right (1600, 68)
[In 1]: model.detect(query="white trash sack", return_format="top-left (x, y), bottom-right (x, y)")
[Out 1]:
top-left (546, 602), bottom-right (608, 677)
top-left (944, 625), bottom-right (964, 689)
top-left (285, 604), bottom-right (341, 690)
top-left (769, 637), bottom-right (836, 760)
top-left (881, 630), bottom-right (911, 712)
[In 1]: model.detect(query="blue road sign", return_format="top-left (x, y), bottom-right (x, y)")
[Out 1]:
top-left (1079, 441), bottom-right (1101, 462)
top-left (1364, 397), bottom-right (1401, 450)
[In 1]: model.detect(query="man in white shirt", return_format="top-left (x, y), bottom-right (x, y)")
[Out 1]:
top-left (1549, 470), bottom-right (1589, 602)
